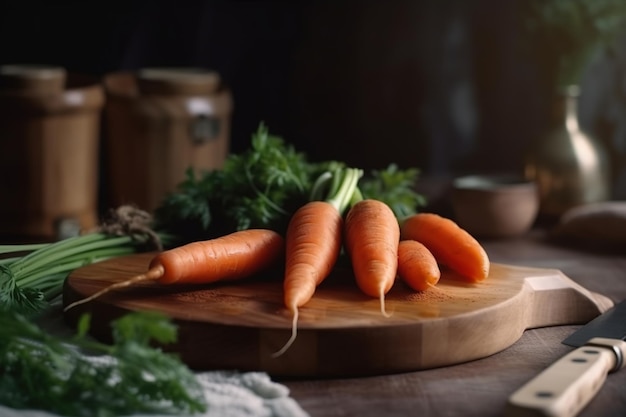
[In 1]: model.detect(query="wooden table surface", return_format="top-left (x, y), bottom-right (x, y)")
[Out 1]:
top-left (282, 229), bottom-right (626, 417)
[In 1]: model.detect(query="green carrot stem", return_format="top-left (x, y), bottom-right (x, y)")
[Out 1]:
top-left (19, 253), bottom-right (136, 290)
top-left (17, 246), bottom-right (139, 289)
top-left (42, 281), bottom-right (66, 301)
top-left (349, 187), bottom-right (364, 206)
top-left (33, 244), bottom-right (139, 269)
top-left (10, 233), bottom-right (107, 272)
top-left (308, 171), bottom-right (333, 201)
top-left (0, 256), bottom-right (21, 266)
top-left (17, 259), bottom-right (94, 288)
top-left (37, 276), bottom-right (66, 292)
top-left (0, 243), bottom-right (50, 254)
top-left (327, 168), bottom-right (363, 214)
top-left (14, 235), bottom-right (134, 279)
top-left (1, 224), bottom-right (167, 312)
top-left (37, 274), bottom-right (67, 301)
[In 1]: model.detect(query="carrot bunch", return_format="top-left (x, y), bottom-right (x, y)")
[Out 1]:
top-left (64, 167), bottom-right (489, 359)
top-left (275, 167), bottom-right (411, 356)
top-left (274, 167), bottom-right (491, 355)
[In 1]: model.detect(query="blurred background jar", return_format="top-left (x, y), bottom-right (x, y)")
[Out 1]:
top-left (0, 65), bottom-right (104, 240)
top-left (103, 67), bottom-right (232, 213)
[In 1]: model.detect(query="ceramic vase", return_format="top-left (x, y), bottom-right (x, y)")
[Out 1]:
top-left (524, 85), bottom-right (611, 218)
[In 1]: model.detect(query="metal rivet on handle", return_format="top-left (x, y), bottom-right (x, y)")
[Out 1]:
top-left (586, 341), bottom-right (624, 372)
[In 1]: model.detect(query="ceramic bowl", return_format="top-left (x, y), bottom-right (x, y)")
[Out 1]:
top-left (450, 175), bottom-right (539, 238)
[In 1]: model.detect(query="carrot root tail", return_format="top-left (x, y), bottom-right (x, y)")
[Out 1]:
top-left (271, 308), bottom-right (299, 358)
top-left (380, 292), bottom-right (391, 318)
top-left (63, 265), bottom-right (164, 313)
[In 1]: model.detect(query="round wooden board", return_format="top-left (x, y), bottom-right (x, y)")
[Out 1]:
top-left (62, 253), bottom-right (612, 378)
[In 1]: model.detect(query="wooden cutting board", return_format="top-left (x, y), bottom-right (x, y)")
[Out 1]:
top-left (62, 253), bottom-right (613, 378)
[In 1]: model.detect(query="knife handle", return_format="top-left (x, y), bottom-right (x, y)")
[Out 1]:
top-left (506, 337), bottom-right (626, 417)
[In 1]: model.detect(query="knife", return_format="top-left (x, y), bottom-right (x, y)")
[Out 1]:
top-left (506, 299), bottom-right (626, 417)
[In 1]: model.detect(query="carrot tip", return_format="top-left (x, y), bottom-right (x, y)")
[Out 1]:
top-left (271, 308), bottom-right (299, 358)
top-left (63, 266), bottom-right (164, 313)
top-left (380, 293), bottom-right (392, 318)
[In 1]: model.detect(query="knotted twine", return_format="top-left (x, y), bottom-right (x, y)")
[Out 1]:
top-left (94, 205), bottom-right (164, 251)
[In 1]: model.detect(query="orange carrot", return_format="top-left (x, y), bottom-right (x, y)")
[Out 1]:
top-left (282, 201), bottom-right (343, 310)
top-left (344, 199), bottom-right (400, 317)
top-left (63, 228), bottom-right (285, 311)
top-left (397, 239), bottom-right (440, 291)
top-left (400, 213), bottom-right (489, 282)
top-left (272, 167), bottom-right (362, 357)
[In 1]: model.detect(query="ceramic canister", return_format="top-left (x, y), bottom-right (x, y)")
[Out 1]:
top-left (103, 68), bottom-right (233, 213)
top-left (0, 65), bottom-right (104, 239)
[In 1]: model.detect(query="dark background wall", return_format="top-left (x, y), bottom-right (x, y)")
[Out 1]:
top-left (0, 0), bottom-right (551, 176)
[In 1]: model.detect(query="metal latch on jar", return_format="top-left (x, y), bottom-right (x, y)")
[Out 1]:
top-left (190, 114), bottom-right (220, 144)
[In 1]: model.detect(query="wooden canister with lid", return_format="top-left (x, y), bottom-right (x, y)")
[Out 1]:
top-left (0, 65), bottom-right (104, 240)
top-left (103, 68), bottom-right (232, 213)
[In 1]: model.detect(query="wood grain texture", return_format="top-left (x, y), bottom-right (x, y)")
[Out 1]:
top-left (0, 72), bottom-right (103, 238)
top-left (62, 252), bottom-right (613, 378)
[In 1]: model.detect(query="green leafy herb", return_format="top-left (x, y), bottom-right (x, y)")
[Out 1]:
top-left (217, 122), bottom-right (314, 232)
top-left (359, 164), bottom-right (427, 219)
top-left (155, 124), bottom-right (426, 241)
top-left (0, 309), bottom-right (206, 417)
top-left (152, 167), bottom-right (216, 234)
top-left (155, 122), bottom-right (319, 240)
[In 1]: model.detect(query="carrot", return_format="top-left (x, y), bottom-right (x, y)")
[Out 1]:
top-left (397, 239), bottom-right (440, 291)
top-left (63, 228), bottom-right (285, 312)
top-left (400, 213), bottom-right (489, 282)
top-left (272, 167), bottom-right (362, 358)
top-left (344, 199), bottom-right (400, 318)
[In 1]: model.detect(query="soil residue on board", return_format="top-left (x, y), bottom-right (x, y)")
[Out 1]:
top-left (388, 280), bottom-right (454, 303)
top-left (402, 287), bottom-right (454, 303)
top-left (172, 289), bottom-right (224, 303)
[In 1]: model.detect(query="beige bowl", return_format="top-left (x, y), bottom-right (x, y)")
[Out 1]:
top-left (451, 175), bottom-right (539, 238)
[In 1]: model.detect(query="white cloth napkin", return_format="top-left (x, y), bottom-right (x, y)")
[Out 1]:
top-left (0, 370), bottom-right (309, 417)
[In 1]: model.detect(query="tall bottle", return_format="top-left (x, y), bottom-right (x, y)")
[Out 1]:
top-left (524, 85), bottom-right (611, 218)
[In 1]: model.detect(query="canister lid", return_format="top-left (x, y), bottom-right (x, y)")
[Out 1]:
top-left (0, 65), bottom-right (66, 95)
top-left (137, 67), bottom-right (221, 96)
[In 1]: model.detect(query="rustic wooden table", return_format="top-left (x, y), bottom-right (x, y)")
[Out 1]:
top-left (283, 229), bottom-right (626, 417)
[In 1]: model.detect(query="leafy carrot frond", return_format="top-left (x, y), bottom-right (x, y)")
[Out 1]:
top-left (156, 122), bottom-right (316, 238)
top-left (360, 163), bottom-right (427, 219)
top-left (154, 123), bottom-right (427, 240)
top-left (0, 265), bottom-right (45, 314)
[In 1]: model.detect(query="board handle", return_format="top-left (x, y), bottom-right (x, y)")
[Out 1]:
top-left (505, 337), bottom-right (626, 417)
top-left (524, 270), bottom-right (614, 329)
